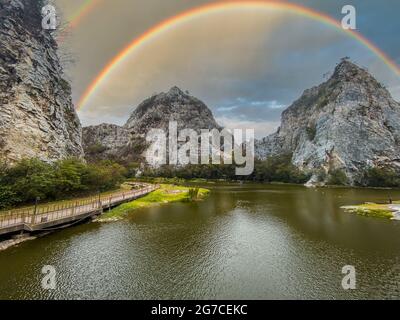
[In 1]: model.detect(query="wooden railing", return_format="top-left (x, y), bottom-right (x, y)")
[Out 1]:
top-left (0, 184), bottom-right (159, 231)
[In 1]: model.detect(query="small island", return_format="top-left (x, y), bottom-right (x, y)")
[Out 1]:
top-left (342, 202), bottom-right (400, 220)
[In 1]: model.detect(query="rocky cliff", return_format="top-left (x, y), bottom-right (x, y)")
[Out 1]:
top-left (256, 59), bottom-right (400, 185)
top-left (82, 123), bottom-right (138, 162)
top-left (0, 0), bottom-right (83, 163)
top-left (83, 87), bottom-right (222, 162)
top-left (125, 86), bottom-right (221, 134)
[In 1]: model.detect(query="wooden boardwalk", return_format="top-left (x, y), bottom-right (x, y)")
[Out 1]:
top-left (0, 184), bottom-right (159, 236)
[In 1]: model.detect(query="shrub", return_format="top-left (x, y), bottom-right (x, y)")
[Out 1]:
top-left (188, 188), bottom-right (200, 201)
top-left (315, 168), bottom-right (328, 183)
top-left (0, 185), bottom-right (19, 210)
top-left (306, 125), bottom-right (317, 141)
top-left (0, 158), bottom-right (128, 208)
top-left (327, 169), bottom-right (348, 186)
top-left (252, 154), bottom-right (310, 184)
top-left (4, 158), bottom-right (56, 202)
top-left (361, 167), bottom-right (400, 187)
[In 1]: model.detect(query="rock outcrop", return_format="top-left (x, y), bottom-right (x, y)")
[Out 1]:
top-left (0, 0), bottom-right (84, 164)
top-left (256, 59), bottom-right (400, 185)
top-left (125, 86), bottom-right (221, 134)
top-left (83, 87), bottom-right (222, 162)
top-left (82, 123), bottom-right (136, 162)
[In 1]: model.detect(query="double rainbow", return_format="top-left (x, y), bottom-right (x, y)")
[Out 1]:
top-left (75, 0), bottom-right (400, 110)
top-left (57, 0), bottom-right (101, 42)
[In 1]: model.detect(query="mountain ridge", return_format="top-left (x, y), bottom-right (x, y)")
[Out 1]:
top-left (255, 59), bottom-right (400, 185)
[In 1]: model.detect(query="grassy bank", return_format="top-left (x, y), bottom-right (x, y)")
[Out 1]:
top-left (132, 176), bottom-right (225, 184)
top-left (341, 202), bottom-right (398, 219)
top-left (98, 184), bottom-right (210, 221)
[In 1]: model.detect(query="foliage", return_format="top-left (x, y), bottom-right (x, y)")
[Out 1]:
top-left (306, 125), bottom-right (317, 141)
top-left (315, 168), bottom-right (328, 183)
top-left (251, 154), bottom-right (310, 184)
top-left (141, 153), bottom-right (310, 184)
top-left (327, 169), bottom-right (348, 186)
top-left (125, 162), bottom-right (141, 178)
top-left (85, 143), bottom-right (108, 161)
top-left (0, 158), bottom-right (127, 209)
top-left (360, 167), bottom-right (400, 188)
top-left (0, 185), bottom-right (19, 210)
top-left (188, 188), bottom-right (200, 201)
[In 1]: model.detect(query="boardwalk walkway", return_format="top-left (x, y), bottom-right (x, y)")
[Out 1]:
top-left (0, 184), bottom-right (159, 236)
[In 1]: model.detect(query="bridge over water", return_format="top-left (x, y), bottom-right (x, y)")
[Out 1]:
top-left (0, 184), bottom-right (159, 236)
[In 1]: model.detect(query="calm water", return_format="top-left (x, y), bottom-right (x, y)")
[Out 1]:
top-left (1, 183), bottom-right (400, 300)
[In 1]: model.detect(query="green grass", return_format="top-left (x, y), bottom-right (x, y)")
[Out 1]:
top-left (342, 203), bottom-right (395, 219)
top-left (99, 184), bottom-right (210, 221)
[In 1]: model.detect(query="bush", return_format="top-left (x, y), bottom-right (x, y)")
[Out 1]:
top-left (4, 158), bottom-right (56, 201)
top-left (188, 188), bottom-right (200, 201)
top-left (315, 168), bottom-right (327, 183)
top-left (252, 154), bottom-right (310, 184)
top-left (141, 153), bottom-right (310, 184)
top-left (306, 125), bottom-right (317, 141)
top-left (327, 169), bottom-right (348, 186)
top-left (361, 167), bottom-right (400, 187)
top-left (83, 161), bottom-right (127, 191)
top-left (0, 158), bottom-right (127, 209)
top-left (0, 185), bottom-right (19, 210)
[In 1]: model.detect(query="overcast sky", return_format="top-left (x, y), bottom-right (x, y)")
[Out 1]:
top-left (54, 0), bottom-right (400, 138)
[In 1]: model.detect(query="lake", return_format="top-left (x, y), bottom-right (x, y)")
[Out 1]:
top-left (1, 183), bottom-right (400, 299)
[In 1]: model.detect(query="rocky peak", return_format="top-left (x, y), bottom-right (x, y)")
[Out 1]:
top-left (167, 86), bottom-right (185, 96)
top-left (333, 59), bottom-right (371, 81)
top-left (83, 88), bottom-right (222, 163)
top-left (256, 59), bottom-right (400, 186)
top-left (0, 0), bottom-right (84, 163)
top-left (125, 86), bottom-right (221, 135)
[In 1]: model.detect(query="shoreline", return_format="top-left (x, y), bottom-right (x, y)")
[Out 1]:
top-left (0, 184), bottom-right (210, 251)
top-left (0, 234), bottom-right (36, 252)
top-left (133, 176), bottom-right (400, 191)
top-left (97, 184), bottom-right (210, 222)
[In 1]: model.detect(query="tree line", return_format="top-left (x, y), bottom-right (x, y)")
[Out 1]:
top-left (0, 158), bottom-right (127, 209)
top-left (1, 154), bottom-right (399, 210)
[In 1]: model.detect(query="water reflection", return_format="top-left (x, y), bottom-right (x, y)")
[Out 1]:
top-left (1, 183), bottom-right (400, 299)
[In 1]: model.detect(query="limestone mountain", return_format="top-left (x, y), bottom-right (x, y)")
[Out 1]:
top-left (255, 59), bottom-right (400, 185)
top-left (82, 124), bottom-right (132, 162)
top-left (125, 86), bottom-right (221, 134)
top-left (0, 0), bottom-right (84, 163)
top-left (82, 87), bottom-right (222, 163)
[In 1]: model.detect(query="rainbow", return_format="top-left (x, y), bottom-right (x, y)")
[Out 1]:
top-left (57, 0), bottom-right (100, 42)
top-left (67, 0), bottom-right (100, 28)
top-left (77, 0), bottom-right (400, 110)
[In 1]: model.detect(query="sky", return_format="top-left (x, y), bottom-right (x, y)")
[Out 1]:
top-left (54, 0), bottom-right (400, 138)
